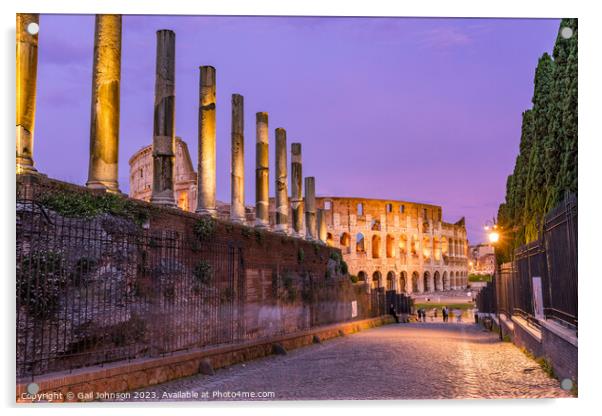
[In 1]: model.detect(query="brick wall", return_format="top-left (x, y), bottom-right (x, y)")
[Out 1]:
top-left (16, 174), bottom-right (377, 382)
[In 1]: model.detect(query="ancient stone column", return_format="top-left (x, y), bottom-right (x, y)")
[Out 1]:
top-left (16, 14), bottom-right (39, 174)
top-left (304, 176), bottom-right (316, 240)
top-left (274, 128), bottom-right (289, 233)
top-left (86, 14), bottom-right (122, 192)
top-left (196, 66), bottom-right (217, 216)
top-left (230, 94), bottom-right (245, 223)
top-left (255, 112), bottom-right (269, 228)
top-left (150, 29), bottom-right (177, 207)
top-left (317, 208), bottom-right (327, 244)
top-left (290, 143), bottom-right (304, 236)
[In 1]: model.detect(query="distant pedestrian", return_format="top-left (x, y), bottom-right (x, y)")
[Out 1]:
top-left (442, 306), bottom-right (449, 322)
top-left (389, 303), bottom-right (399, 323)
top-left (454, 309), bottom-right (462, 322)
top-left (421, 308), bottom-right (427, 322)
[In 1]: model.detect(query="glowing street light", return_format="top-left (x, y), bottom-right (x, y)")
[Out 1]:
top-left (488, 231), bottom-right (500, 244)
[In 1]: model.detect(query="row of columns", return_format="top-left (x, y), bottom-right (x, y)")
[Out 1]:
top-left (15, 14), bottom-right (329, 243)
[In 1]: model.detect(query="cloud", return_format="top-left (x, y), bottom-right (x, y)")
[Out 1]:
top-left (414, 26), bottom-right (473, 49)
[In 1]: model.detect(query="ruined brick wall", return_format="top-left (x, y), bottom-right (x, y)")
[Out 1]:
top-left (16, 175), bottom-right (375, 380)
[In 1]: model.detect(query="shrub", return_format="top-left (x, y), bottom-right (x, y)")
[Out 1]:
top-left (193, 260), bottom-right (213, 285)
top-left (17, 251), bottom-right (66, 318)
top-left (349, 274), bottom-right (359, 284)
top-left (39, 191), bottom-right (149, 225)
top-left (70, 256), bottom-right (97, 286)
top-left (340, 260), bottom-right (349, 275)
top-left (193, 217), bottom-right (216, 241)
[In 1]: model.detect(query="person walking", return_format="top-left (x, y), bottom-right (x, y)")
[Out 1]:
top-left (442, 306), bottom-right (449, 323)
top-left (389, 303), bottom-right (399, 323)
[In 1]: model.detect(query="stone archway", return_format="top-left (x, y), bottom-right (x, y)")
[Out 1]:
top-left (434, 271), bottom-right (442, 291)
top-left (399, 271), bottom-right (407, 293)
top-left (372, 271), bottom-right (382, 289)
top-left (386, 271), bottom-right (396, 290)
top-left (423, 271), bottom-right (431, 292)
top-left (442, 271), bottom-right (449, 291)
top-left (411, 271), bottom-right (420, 293)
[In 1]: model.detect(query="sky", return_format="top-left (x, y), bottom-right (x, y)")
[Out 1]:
top-left (33, 15), bottom-right (561, 244)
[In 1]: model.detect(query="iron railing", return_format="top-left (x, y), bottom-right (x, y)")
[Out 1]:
top-left (16, 198), bottom-right (381, 381)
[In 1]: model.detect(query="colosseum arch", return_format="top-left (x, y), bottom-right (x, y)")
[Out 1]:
top-left (358, 271), bottom-right (367, 282)
top-left (398, 235), bottom-right (407, 257)
top-left (356, 233), bottom-right (365, 253)
top-left (434, 271), bottom-right (442, 291)
top-left (372, 234), bottom-right (381, 259)
top-left (423, 271), bottom-right (432, 292)
top-left (441, 236), bottom-right (449, 256)
top-left (422, 236), bottom-right (432, 261)
top-left (340, 232), bottom-right (351, 252)
top-left (411, 271), bottom-right (420, 293)
top-left (410, 235), bottom-right (418, 257)
top-left (386, 234), bottom-right (395, 258)
top-left (372, 271), bottom-right (382, 289)
top-left (386, 271), bottom-right (396, 290)
top-left (326, 232), bottom-right (334, 247)
top-left (451, 272), bottom-right (457, 289)
top-left (442, 271), bottom-right (449, 291)
top-left (433, 237), bottom-right (441, 261)
top-left (399, 271), bottom-right (407, 293)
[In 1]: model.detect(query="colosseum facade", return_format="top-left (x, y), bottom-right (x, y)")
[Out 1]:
top-left (313, 197), bottom-right (469, 294)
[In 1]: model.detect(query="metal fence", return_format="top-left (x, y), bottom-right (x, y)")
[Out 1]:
top-left (475, 281), bottom-right (496, 314)
top-left (16, 198), bottom-right (381, 381)
top-left (486, 193), bottom-right (577, 329)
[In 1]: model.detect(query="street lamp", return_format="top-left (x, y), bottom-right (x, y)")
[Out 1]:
top-left (484, 220), bottom-right (503, 340)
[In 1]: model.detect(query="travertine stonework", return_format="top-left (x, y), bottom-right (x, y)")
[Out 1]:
top-left (310, 197), bottom-right (469, 293)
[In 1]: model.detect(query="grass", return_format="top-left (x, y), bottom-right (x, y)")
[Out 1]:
top-left (414, 303), bottom-right (475, 310)
top-left (468, 274), bottom-right (492, 282)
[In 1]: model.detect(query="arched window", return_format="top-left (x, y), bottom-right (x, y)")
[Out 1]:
top-left (386, 271), bottom-right (395, 290)
top-left (357, 202), bottom-right (364, 216)
top-left (340, 232), bottom-right (350, 248)
top-left (356, 233), bottom-right (365, 253)
top-left (372, 271), bottom-right (382, 289)
top-left (423, 271), bottom-right (431, 292)
top-left (412, 272), bottom-right (420, 293)
top-left (324, 200), bottom-right (332, 210)
top-left (386, 234), bottom-right (395, 258)
top-left (372, 234), bottom-right (381, 259)
top-left (399, 271), bottom-right (407, 293)
top-left (358, 271), bottom-right (367, 282)
top-left (386, 203), bottom-right (392, 213)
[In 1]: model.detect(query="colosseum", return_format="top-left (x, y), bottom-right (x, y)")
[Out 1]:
top-left (129, 138), bottom-right (469, 295)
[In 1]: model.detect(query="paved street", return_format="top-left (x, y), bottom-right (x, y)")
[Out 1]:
top-left (127, 322), bottom-right (571, 401)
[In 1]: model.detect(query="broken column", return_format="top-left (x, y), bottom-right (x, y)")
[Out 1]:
top-left (290, 143), bottom-right (304, 236)
top-left (304, 176), bottom-right (316, 240)
top-left (255, 112), bottom-right (269, 228)
top-left (196, 66), bottom-right (217, 216)
top-left (16, 13), bottom-right (39, 174)
top-left (274, 128), bottom-right (289, 233)
top-left (317, 208), bottom-right (327, 244)
top-left (150, 29), bottom-right (177, 207)
top-left (230, 94), bottom-right (245, 223)
top-left (86, 14), bottom-right (122, 192)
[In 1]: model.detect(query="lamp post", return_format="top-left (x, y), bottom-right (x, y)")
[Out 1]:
top-left (484, 220), bottom-right (502, 340)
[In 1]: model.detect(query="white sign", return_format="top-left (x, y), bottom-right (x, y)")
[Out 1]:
top-left (351, 300), bottom-right (358, 318)
top-left (532, 276), bottom-right (544, 320)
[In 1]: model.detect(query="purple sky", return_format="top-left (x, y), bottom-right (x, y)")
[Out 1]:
top-left (34, 15), bottom-right (560, 244)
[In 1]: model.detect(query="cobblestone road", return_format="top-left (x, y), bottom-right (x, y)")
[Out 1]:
top-left (127, 322), bottom-right (571, 401)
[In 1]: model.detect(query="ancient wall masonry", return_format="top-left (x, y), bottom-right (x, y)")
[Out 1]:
top-left (87, 15), bottom-right (122, 193)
